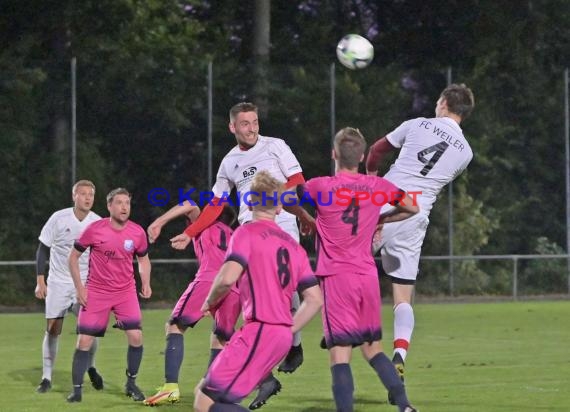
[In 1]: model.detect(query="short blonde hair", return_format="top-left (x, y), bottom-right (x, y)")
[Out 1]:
top-left (334, 127), bottom-right (367, 169)
top-left (250, 171), bottom-right (284, 211)
top-left (72, 180), bottom-right (95, 194)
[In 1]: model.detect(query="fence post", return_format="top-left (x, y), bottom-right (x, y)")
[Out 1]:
top-left (512, 256), bottom-right (518, 301)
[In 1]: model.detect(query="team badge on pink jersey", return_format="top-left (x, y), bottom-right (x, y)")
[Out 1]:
top-left (124, 239), bottom-right (134, 251)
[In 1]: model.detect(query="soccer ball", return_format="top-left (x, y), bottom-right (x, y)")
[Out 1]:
top-left (336, 34), bottom-right (374, 70)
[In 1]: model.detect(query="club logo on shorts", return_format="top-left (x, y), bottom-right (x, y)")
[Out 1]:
top-left (124, 239), bottom-right (134, 252)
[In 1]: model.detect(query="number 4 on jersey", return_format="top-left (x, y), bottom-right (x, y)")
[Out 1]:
top-left (417, 142), bottom-right (449, 176)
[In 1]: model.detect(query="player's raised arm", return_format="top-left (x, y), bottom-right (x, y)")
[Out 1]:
top-left (148, 200), bottom-right (200, 244)
top-left (366, 137), bottom-right (396, 175)
top-left (170, 200), bottom-right (224, 250)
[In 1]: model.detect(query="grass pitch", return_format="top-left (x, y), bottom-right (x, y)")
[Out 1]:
top-left (1, 301), bottom-right (569, 411)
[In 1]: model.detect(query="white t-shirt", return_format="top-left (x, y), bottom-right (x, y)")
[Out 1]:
top-left (212, 135), bottom-right (303, 228)
top-left (38, 207), bottom-right (101, 283)
top-left (384, 116), bottom-right (473, 215)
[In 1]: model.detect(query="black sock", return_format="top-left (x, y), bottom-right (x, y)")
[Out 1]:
top-left (72, 349), bottom-right (90, 391)
top-left (127, 345), bottom-right (143, 381)
top-left (165, 333), bottom-right (184, 383)
top-left (331, 363), bottom-right (354, 412)
top-left (210, 402), bottom-right (248, 411)
top-left (369, 353), bottom-right (409, 408)
top-left (208, 348), bottom-right (222, 367)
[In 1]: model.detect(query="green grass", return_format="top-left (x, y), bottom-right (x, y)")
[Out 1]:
top-left (1, 301), bottom-right (569, 411)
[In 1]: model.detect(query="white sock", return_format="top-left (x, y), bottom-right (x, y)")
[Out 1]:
top-left (42, 332), bottom-right (59, 381)
top-left (393, 302), bottom-right (414, 362)
top-left (88, 337), bottom-right (98, 369)
top-left (291, 292), bottom-right (302, 346)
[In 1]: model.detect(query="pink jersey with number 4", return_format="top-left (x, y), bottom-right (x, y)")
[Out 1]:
top-left (225, 219), bottom-right (317, 326)
top-left (74, 219), bottom-right (148, 292)
top-left (304, 171), bottom-right (401, 277)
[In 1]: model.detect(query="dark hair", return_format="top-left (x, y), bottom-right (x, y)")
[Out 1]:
top-left (106, 187), bottom-right (131, 204)
top-left (440, 83), bottom-right (475, 120)
top-left (229, 102), bottom-right (258, 122)
top-left (217, 205), bottom-right (237, 227)
top-left (334, 127), bottom-right (367, 169)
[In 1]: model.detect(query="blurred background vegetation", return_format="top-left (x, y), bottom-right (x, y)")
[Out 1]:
top-left (1, 0), bottom-right (569, 303)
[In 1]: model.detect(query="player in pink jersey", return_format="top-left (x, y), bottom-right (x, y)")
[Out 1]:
top-left (66, 188), bottom-right (151, 403)
top-left (303, 128), bottom-right (419, 412)
top-left (170, 102), bottom-right (316, 408)
top-left (193, 171), bottom-right (323, 412)
top-left (366, 84), bottom-right (474, 402)
top-left (143, 204), bottom-right (240, 406)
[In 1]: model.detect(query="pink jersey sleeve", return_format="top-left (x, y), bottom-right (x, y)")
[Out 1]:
top-left (74, 221), bottom-right (96, 252)
top-left (375, 176), bottom-right (405, 206)
top-left (135, 226), bottom-right (149, 257)
top-left (224, 226), bottom-right (251, 269)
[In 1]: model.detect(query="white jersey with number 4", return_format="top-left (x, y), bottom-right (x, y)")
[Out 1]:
top-left (384, 116), bottom-right (473, 215)
top-left (38, 207), bottom-right (101, 284)
top-left (212, 135), bottom-right (302, 231)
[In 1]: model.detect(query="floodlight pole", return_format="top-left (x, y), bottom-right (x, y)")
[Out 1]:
top-left (564, 67), bottom-right (570, 294)
top-left (446, 66), bottom-right (454, 295)
top-left (330, 63), bottom-right (336, 176)
top-left (71, 57), bottom-right (77, 186)
top-left (207, 62), bottom-right (213, 189)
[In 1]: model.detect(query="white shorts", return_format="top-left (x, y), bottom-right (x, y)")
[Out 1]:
top-left (45, 281), bottom-right (78, 319)
top-left (379, 213), bottom-right (429, 282)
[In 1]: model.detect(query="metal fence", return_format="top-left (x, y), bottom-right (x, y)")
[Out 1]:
top-left (1, 255), bottom-right (569, 308)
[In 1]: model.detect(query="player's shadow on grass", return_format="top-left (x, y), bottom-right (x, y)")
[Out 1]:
top-left (9, 367), bottom-right (48, 390)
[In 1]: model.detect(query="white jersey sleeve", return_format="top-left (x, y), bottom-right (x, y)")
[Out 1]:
top-left (212, 158), bottom-right (235, 199)
top-left (38, 213), bottom-right (58, 247)
top-left (386, 119), bottom-right (415, 148)
top-left (271, 138), bottom-right (303, 178)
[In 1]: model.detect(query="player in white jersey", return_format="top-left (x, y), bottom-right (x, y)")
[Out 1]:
top-left (170, 102), bottom-right (314, 409)
top-left (366, 83), bottom-right (475, 401)
top-left (34, 180), bottom-right (103, 393)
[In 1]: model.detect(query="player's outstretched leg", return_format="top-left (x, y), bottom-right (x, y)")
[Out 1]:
top-left (248, 373), bottom-right (282, 410)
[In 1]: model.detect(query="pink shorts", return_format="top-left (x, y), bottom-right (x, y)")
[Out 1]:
top-left (202, 322), bottom-right (292, 403)
top-left (320, 274), bottom-right (382, 348)
top-left (170, 280), bottom-right (240, 341)
top-left (77, 287), bottom-right (141, 337)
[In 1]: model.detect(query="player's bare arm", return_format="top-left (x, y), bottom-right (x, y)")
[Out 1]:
top-left (68, 248), bottom-right (87, 307)
top-left (291, 284), bottom-right (323, 334)
top-left (379, 193), bottom-right (420, 224)
top-left (200, 260), bottom-right (243, 314)
top-left (171, 200), bottom-right (224, 250)
top-left (137, 254), bottom-right (152, 299)
top-left (148, 200), bottom-right (200, 243)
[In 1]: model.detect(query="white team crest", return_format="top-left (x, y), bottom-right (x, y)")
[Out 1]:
top-left (124, 239), bottom-right (134, 251)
